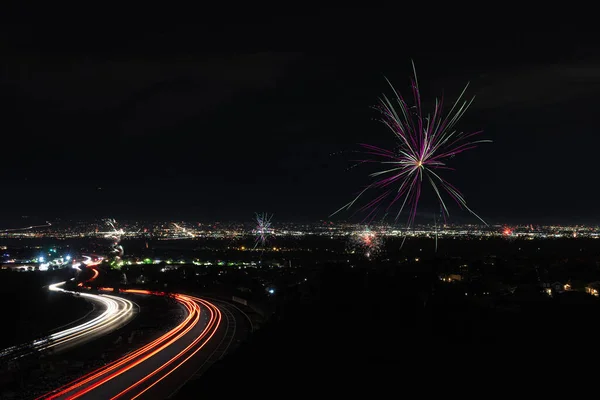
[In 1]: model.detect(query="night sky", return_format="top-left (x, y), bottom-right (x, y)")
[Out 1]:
top-left (1, 10), bottom-right (598, 224)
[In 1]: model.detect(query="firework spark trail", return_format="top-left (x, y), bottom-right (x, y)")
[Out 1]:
top-left (253, 213), bottom-right (273, 250)
top-left (105, 219), bottom-right (124, 242)
top-left (332, 62), bottom-right (490, 228)
top-left (434, 214), bottom-right (438, 253)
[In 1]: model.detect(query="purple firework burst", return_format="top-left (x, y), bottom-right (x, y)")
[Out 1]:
top-left (333, 62), bottom-right (491, 226)
top-left (253, 212), bottom-right (273, 250)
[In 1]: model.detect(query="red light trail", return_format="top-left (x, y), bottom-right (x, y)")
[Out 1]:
top-left (37, 289), bottom-right (224, 400)
top-left (78, 268), bottom-right (98, 287)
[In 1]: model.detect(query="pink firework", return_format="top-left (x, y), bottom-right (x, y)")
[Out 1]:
top-left (333, 62), bottom-right (490, 226)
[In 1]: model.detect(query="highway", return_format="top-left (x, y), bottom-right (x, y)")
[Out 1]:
top-left (0, 265), bottom-right (136, 362)
top-left (37, 290), bottom-right (229, 399)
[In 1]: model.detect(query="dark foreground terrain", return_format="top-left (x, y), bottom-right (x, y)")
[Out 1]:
top-left (175, 262), bottom-right (599, 397)
top-left (0, 269), bottom-right (91, 348)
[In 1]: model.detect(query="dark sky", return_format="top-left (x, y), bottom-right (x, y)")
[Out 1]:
top-left (1, 9), bottom-right (599, 224)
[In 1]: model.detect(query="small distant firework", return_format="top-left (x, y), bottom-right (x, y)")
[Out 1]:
top-left (105, 218), bottom-right (124, 258)
top-left (349, 226), bottom-right (383, 258)
top-left (253, 213), bottom-right (273, 250)
top-left (332, 61), bottom-right (490, 228)
top-left (172, 223), bottom-right (196, 238)
top-left (502, 226), bottom-right (516, 241)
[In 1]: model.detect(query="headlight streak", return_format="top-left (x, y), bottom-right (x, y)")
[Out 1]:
top-left (0, 279), bottom-right (135, 361)
top-left (38, 290), bottom-right (223, 400)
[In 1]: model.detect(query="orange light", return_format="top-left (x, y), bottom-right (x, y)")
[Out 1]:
top-left (117, 297), bottom-right (222, 399)
top-left (39, 291), bottom-right (223, 400)
top-left (42, 297), bottom-right (199, 399)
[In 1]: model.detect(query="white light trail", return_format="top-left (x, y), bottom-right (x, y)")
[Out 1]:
top-left (0, 221), bottom-right (52, 232)
top-left (0, 281), bottom-right (135, 360)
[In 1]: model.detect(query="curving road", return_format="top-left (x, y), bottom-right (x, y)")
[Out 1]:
top-left (0, 278), bottom-right (136, 362)
top-left (38, 290), bottom-right (227, 399)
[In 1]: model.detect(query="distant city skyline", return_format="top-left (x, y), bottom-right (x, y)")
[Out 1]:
top-left (3, 214), bottom-right (600, 230)
top-left (2, 216), bottom-right (600, 236)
